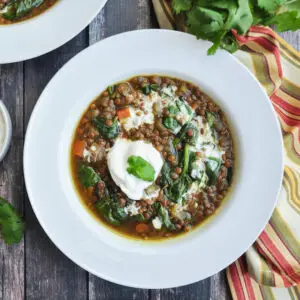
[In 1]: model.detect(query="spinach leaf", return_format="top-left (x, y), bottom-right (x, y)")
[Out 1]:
top-left (177, 98), bottom-right (193, 115)
top-left (188, 151), bottom-right (197, 173)
top-left (206, 111), bottom-right (216, 128)
top-left (1, 0), bottom-right (44, 20)
top-left (96, 202), bottom-right (121, 226)
top-left (160, 145), bottom-right (192, 203)
top-left (113, 206), bottom-right (128, 221)
top-left (176, 122), bottom-right (199, 146)
top-left (0, 197), bottom-right (24, 245)
top-left (135, 214), bottom-right (145, 222)
top-left (163, 99), bottom-right (193, 133)
top-left (127, 155), bottom-right (155, 182)
top-left (142, 84), bottom-right (159, 95)
top-left (107, 85), bottom-right (115, 95)
top-left (167, 104), bottom-right (180, 115)
top-left (158, 204), bottom-right (176, 230)
top-left (93, 117), bottom-right (120, 139)
top-left (205, 157), bottom-right (221, 186)
top-left (182, 143), bottom-right (190, 175)
top-left (151, 201), bottom-right (161, 212)
top-left (160, 162), bottom-right (173, 187)
top-left (164, 175), bottom-right (192, 203)
top-left (78, 164), bottom-right (101, 188)
top-left (151, 202), bottom-right (175, 230)
top-left (163, 117), bottom-right (180, 131)
top-left (95, 189), bottom-right (128, 226)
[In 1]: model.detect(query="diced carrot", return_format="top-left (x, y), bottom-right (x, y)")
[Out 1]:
top-left (117, 107), bottom-right (131, 119)
top-left (191, 102), bottom-right (198, 110)
top-left (135, 223), bottom-right (149, 233)
top-left (73, 140), bottom-right (86, 157)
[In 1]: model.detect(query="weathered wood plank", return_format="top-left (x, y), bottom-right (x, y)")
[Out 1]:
top-left (278, 31), bottom-right (300, 51)
top-left (23, 32), bottom-right (89, 300)
top-left (0, 63), bottom-right (24, 300)
top-left (210, 272), bottom-right (232, 300)
top-left (88, 0), bottom-right (156, 297)
top-left (151, 280), bottom-right (211, 300)
top-left (89, 0), bottom-right (156, 43)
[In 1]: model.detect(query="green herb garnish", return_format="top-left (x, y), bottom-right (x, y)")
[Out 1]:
top-left (127, 155), bottom-right (155, 182)
top-left (171, 0), bottom-right (300, 55)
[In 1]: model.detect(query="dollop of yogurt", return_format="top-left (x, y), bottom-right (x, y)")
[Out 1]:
top-left (107, 138), bottom-right (163, 200)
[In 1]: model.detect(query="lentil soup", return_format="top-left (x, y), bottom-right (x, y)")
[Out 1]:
top-left (0, 0), bottom-right (58, 24)
top-left (71, 75), bottom-right (235, 240)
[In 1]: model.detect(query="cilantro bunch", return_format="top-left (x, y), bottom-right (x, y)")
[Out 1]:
top-left (171, 0), bottom-right (300, 55)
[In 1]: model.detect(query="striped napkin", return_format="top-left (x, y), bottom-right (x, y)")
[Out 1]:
top-left (152, 1), bottom-right (300, 299)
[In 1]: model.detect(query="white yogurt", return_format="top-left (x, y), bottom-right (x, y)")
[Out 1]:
top-left (107, 138), bottom-right (163, 200)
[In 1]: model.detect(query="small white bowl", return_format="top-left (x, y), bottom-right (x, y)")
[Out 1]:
top-left (0, 101), bottom-right (12, 162)
top-left (0, 0), bottom-right (108, 63)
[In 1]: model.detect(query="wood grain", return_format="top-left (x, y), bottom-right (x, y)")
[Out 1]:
top-left (0, 63), bottom-right (24, 300)
top-left (279, 31), bottom-right (300, 51)
top-left (23, 33), bottom-right (89, 300)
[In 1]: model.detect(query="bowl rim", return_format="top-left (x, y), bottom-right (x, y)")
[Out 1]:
top-left (0, 0), bottom-right (108, 63)
top-left (0, 101), bottom-right (12, 162)
top-left (23, 29), bottom-right (284, 289)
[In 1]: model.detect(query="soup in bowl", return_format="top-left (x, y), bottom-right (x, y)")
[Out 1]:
top-left (71, 75), bottom-right (235, 240)
top-left (0, 0), bottom-right (58, 24)
top-left (24, 30), bottom-right (283, 288)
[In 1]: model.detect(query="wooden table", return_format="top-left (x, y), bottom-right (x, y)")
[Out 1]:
top-left (0, 1), bottom-right (298, 299)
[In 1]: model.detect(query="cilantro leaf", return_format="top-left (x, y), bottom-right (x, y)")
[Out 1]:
top-left (171, 0), bottom-right (300, 55)
top-left (0, 198), bottom-right (24, 245)
top-left (284, 0), bottom-right (300, 12)
top-left (268, 10), bottom-right (300, 32)
top-left (186, 0), bottom-right (253, 55)
top-left (187, 6), bottom-right (225, 39)
top-left (172, 0), bottom-right (192, 14)
top-left (79, 164), bottom-right (101, 188)
top-left (257, 0), bottom-right (284, 12)
top-left (230, 0), bottom-right (253, 34)
top-left (127, 156), bottom-right (155, 182)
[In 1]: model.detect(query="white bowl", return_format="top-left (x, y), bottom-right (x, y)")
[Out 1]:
top-left (0, 0), bottom-right (108, 63)
top-left (24, 30), bottom-right (283, 289)
top-left (0, 101), bottom-right (12, 162)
